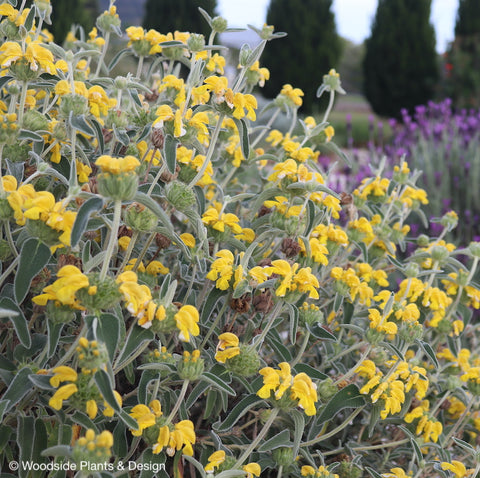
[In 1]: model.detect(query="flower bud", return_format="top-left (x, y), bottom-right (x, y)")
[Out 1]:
top-left (76, 338), bottom-right (108, 374)
top-left (416, 234), bottom-right (430, 247)
top-left (59, 94), bottom-right (89, 117)
top-left (76, 273), bottom-right (122, 311)
top-left (72, 429), bottom-right (113, 467)
top-left (298, 302), bottom-right (324, 326)
top-left (34, 0), bottom-right (52, 18)
top-left (430, 245), bottom-right (450, 263)
top-left (322, 69), bottom-right (345, 94)
top-left (212, 16), bottom-right (228, 33)
top-left (151, 304), bottom-right (177, 334)
top-left (366, 328), bottom-right (385, 345)
top-left (337, 461), bottom-right (362, 478)
top-left (22, 109), bottom-right (49, 132)
top-left (223, 344), bottom-right (261, 377)
top-left (97, 172), bottom-right (139, 201)
top-left (317, 378), bottom-right (338, 401)
top-left (96, 6), bottom-right (121, 34)
top-left (272, 448), bottom-right (294, 467)
top-left (404, 262), bottom-right (420, 278)
top-left (468, 241), bottom-right (480, 258)
top-left (445, 375), bottom-right (462, 391)
top-left (124, 202), bottom-right (158, 232)
top-left (440, 211), bottom-right (458, 231)
top-left (398, 322), bottom-right (423, 343)
top-left (9, 58), bottom-right (40, 81)
top-left (177, 350), bottom-right (205, 380)
top-left (165, 181), bottom-right (197, 211)
top-left (187, 33), bottom-right (205, 52)
top-left (46, 301), bottom-right (76, 324)
top-left (260, 24), bottom-right (275, 40)
top-left (4, 143), bottom-right (30, 163)
top-left (239, 44), bottom-right (253, 67)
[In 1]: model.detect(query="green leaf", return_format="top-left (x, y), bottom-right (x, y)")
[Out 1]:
top-left (0, 400), bottom-right (10, 421)
top-left (18, 129), bottom-right (44, 142)
top-left (31, 419), bottom-right (48, 473)
top-left (113, 124), bottom-right (130, 146)
top-left (164, 134), bottom-right (178, 174)
top-left (200, 287), bottom-right (225, 323)
top-left (47, 322), bottom-right (63, 358)
top-left (316, 384), bottom-right (365, 424)
top-left (14, 237), bottom-right (51, 305)
top-left (291, 409), bottom-right (305, 458)
top-left (233, 118), bottom-right (250, 159)
top-left (258, 429), bottom-right (291, 451)
top-left (108, 48), bottom-right (130, 70)
top-left (69, 113), bottom-right (95, 136)
top-left (293, 363), bottom-right (328, 380)
top-left (70, 196), bottom-right (104, 247)
top-left (201, 372), bottom-right (236, 396)
top-left (2, 367), bottom-right (32, 413)
top-left (288, 303), bottom-right (299, 344)
top-left (133, 191), bottom-right (173, 230)
top-left (97, 313), bottom-right (121, 362)
top-left (71, 411), bottom-right (98, 431)
top-left (114, 327), bottom-right (154, 371)
top-left (41, 445), bottom-right (72, 457)
top-left (307, 322), bottom-right (336, 341)
top-left (214, 394), bottom-right (265, 432)
top-left (416, 339), bottom-right (439, 369)
top-left (0, 297), bottom-right (30, 348)
top-left (333, 292), bottom-right (343, 312)
top-left (365, 467), bottom-right (383, 478)
top-left (23, 4), bottom-right (36, 31)
top-left (91, 118), bottom-right (105, 154)
top-left (267, 334), bottom-right (293, 362)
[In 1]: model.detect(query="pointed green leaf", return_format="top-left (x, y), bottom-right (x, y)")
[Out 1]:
top-left (0, 298), bottom-right (29, 348)
top-left (258, 429), bottom-right (291, 451)
top-left (416, 339), bottom-right (439, 369)
top-left (307, 322), bottom-right (336, 341)
top-left (97, 313), bottom-right (121, 361)
top-left (164, 134), bottom-right (178, 174)
top-left (70, 114), bottom-right (95, 136)
top-left (18, 130), bottom-right (44, 142)
top-left (233, 117), bottom-right (249, 159)
top-left (201, 372), bottom-right (236, 396)
top-left (71, 196), bottom-right (103, 247)
top-left (2, 367), bottom-right (32, 413)
top-left (317, 384), bottom-right (365, 424)
top-left (214, 394), bottom-right (265, 432)
top-left (114, 327), bottom-right (154, 371)
top-left (201, 287), bottom-right (225, 323)
top-left (14, 237), bottom-right (51, 305)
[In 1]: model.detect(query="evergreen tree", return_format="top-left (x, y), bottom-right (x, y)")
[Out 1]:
top-left (49, 0), bottom-right (98, 43)
top-left (363, 0), bottom-right (438, 118)
top-left (142, 0), bottom-right (217, 37)
top-left (261, 0), bottom-right (341, 113)
top-left (443, 0), bottom-right (480, 107)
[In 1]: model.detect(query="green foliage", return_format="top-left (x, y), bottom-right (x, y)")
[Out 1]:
top-left (261, 0), bottom-right (342, 113)
top-left (443, 0), bottom-right (480, 107)
top-left (142, 0), bottom-right (217, 38)
top-left (363, 0), bottom-right (438, 118)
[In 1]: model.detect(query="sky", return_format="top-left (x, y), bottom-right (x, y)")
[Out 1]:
top-left (217, 0), bottom-right (458, 53)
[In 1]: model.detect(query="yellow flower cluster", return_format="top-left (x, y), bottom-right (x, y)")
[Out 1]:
top-left (257, 362), bottom-right (318, 416)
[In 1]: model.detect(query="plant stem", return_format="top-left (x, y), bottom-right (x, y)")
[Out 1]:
top-left (322, 90), bottom-right (336, 124)
top-left (253, 301), bottom-right (283, 349)
top-left (234, 408), bottom-right (280, 467)
top-left (100, 199), bottom-right (122, 280)
top-left (333, 345), bottom-right (372, 386)
top-left (302, 406), bottom-right (365, 447)
top-left (200, 297), bottom-right (229, 349)
top-left (166, 379), bottom-right (190, 423)
top-left (17, 81), bottom-right (29, 124)
top-left (95, 31), bottom-right (110, 78)
top-left (188, 114), bottom-right (225, 188)
top-left (291, 331), bottom-right (311, 368)
top-left (132, 231), bottom-right (156, 272)
top-left (116, 230), bottom-right (140, 275)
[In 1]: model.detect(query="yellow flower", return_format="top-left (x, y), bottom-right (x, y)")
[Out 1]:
top-left (33, 266), bottom-right (89, 309)
top-left (279, 84), bottom-right (304, 106)
top-left (382, 468), bottom-right (412, 478)
top-left (441, 461), bottom-right (474, 478)
top-left (202, 207), bottom-right (243, 234)
top-left (291, 372), bottom-right (318, 416)
top-left (95, 155), bottom-right (140, 174)
top-left (49, 383), bottom-right (78, 410)
top-left (49, 366), bottom-right (78, 387)
top-left (180, 232), bottom-right (196, 248)
top-left (242, 462), bottom-right (261, 478)
top-left (204, 450), bottom-right (226, 473)
top-left (206, 249), bottom-right (235, 290)
top-left (215, 332), bottom-right (240, 363)
top-left (157, 420), bottom-right (196, 457)
top-left (174, 305), bottom-right (200, 342)
top-left (129, 403), bottom-right (157, 436)
top-left (86, 399), bottom-right (98, 419)
top-left (0, 40), bottom-right (57, 74)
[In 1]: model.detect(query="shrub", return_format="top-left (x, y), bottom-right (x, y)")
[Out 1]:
top-left (1, 1), bottom-right (480, 478)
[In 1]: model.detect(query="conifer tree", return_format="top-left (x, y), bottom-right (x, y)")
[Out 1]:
top-left (444, 0), bottom-right (480, 107)
top-left (142, 0), bottom-right (217, 38)
top-left (363, 0), bottom-right (438, 118)
top-left (261, 0), bottom-right (342, 113)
